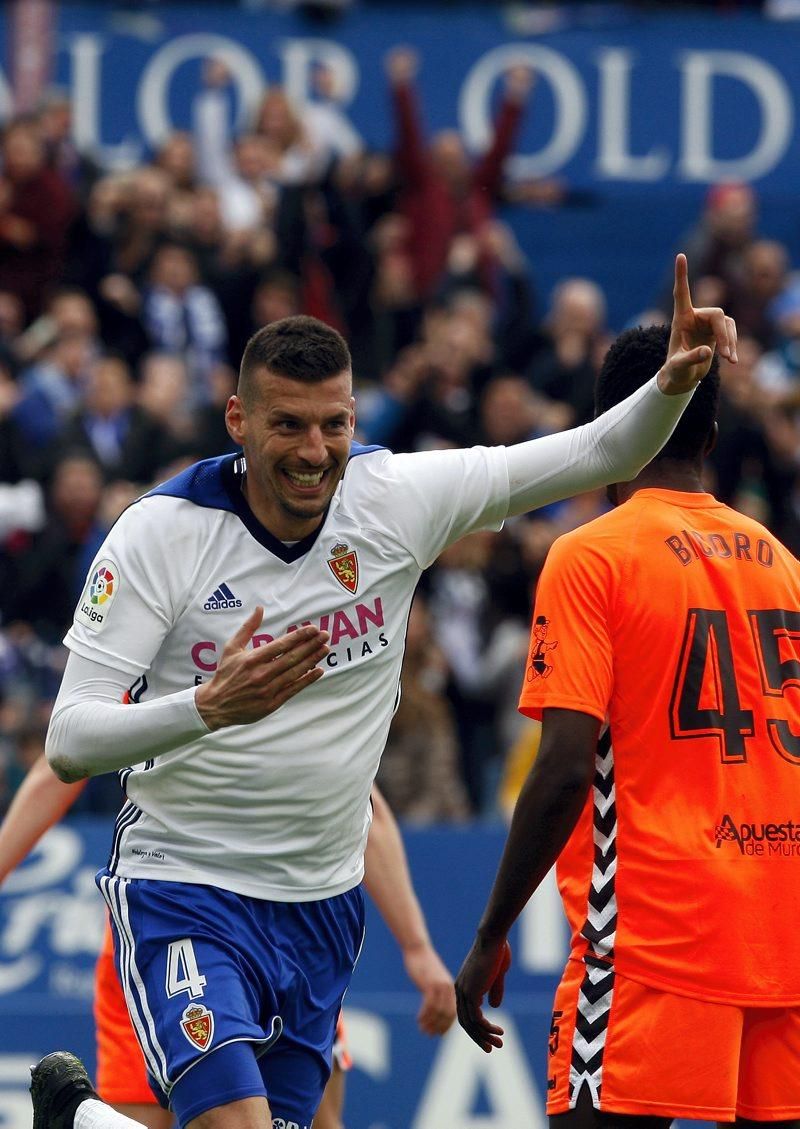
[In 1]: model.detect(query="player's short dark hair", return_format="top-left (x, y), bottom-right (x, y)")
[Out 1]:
top-left (595, 324), bottom-right (720, 461)
top-left (238, 316), bottom-right (351, 405)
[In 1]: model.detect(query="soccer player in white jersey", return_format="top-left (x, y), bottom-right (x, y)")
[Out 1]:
top-left (34, 255), bottom-right (736, 1129)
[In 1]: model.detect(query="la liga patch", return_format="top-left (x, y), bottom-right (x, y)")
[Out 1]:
top-left (75, 560), bottom-right (118, 633)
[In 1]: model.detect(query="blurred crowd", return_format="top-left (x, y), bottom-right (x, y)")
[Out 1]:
top-left (1, 46), bottom-right (799, 821)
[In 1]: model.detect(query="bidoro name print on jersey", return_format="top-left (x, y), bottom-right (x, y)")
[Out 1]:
top-left (665, 528), bottom-right (774, 567)
top-left (191, 596), bottom-right (388, 674)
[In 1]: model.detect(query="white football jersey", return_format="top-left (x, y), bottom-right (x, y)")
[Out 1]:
top-left (65, 444), bottom-right (508, 900)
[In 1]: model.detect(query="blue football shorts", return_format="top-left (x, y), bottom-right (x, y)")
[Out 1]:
top-left (97, 870), bottom-right (365, 1128)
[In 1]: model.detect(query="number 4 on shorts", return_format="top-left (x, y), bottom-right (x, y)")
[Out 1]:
top-left (165, 937), bottom-right (208, 999)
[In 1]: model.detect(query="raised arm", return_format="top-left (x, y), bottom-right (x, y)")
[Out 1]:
top-left (386, 48), bottom-right (428, 189)
top-left (504, 253), bottom-right (737, 516)
top-left (364, 785), bottom-right (455, 1036)
top-left (0, 755), bottom-right (87, 883)
top-left (472, 66), bottom-right (531, 197)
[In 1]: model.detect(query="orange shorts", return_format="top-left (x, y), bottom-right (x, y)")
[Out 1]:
top-left (94, 920), bottom-right (157, 1106)
top-left (547, 956), bottom-right (800, 1122)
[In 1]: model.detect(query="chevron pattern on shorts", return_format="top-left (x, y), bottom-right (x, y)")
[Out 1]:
top-left (568, 731), bottom-right (618, 1108)
top-left (569, 959), bottom-right (616, 1105)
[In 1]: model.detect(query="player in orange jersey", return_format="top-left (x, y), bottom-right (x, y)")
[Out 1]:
top-left (0, 759), bottom-right (454, 1129)
top-left (458, 300), bottom-right (800, 1125)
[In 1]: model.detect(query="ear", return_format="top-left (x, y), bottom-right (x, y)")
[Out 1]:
top-left (349, 396), bottom-right (356, 435)
top-left (226, 395), bottom-right (246, 446)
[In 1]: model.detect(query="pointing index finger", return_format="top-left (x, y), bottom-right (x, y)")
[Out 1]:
top-left (673, 252), bottom-right (692, 315)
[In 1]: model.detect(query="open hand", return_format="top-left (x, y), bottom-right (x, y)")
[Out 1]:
top-left (657, 253), bottom-right (737, 395)
top-left (455, 937), bottom-right (511, 1052)
top-left (404, 943), bottom-right (456, 1036)
top-left (195, 607), bottom-right (328, 730)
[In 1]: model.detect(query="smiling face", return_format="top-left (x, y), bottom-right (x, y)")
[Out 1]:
top-left (226, 367), bottom-right (355, 541)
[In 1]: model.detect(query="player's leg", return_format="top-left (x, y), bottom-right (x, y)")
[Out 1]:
top-left (730, 1005), bottom-right (800, 1128)
top-left (30, 1052), bottom-right (149, 1129)
top-left (114, 1104), bottom-right (173, 1129)
top-left (257, 889), bottom-right (365, 1129)
top-left (313, 1064), bottom-right (345, 1129)
top-left (182, 1097), bottom-right (271, 1129)
top-left (550, 1083), bottom-right (671, 1129)
top-left (98, 874), bottom-right (286, 1125)
top-left (546, 957), bottom-right (742, 1125)
top-left (314, 1011), bottom-right (353, 1129)
top-left (727, 1121), bottom-right (800, 1129)
top-left (95, 918), bottom-right (175, 1128)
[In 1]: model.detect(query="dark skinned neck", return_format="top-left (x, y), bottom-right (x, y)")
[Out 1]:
top-left (614, 458), bottom-right (707, 505)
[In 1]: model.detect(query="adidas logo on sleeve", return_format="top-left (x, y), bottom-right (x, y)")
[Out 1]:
top-left (203, 583), bottom-right (243, 611)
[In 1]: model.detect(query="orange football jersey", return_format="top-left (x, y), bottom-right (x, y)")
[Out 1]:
top-left (519, 489), bottom-right (800, 1005)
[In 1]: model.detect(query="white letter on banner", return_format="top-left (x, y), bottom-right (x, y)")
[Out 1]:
top-left (277, 38), bottom-right (363, 151)
top-left (460, 44), bottom-right (586, 178)
top-left (679, 50), bottom-right (793, 181)
top-left (413, 1015), bottom-right (545, 1129)
top-left (277, 38), bottom-right (358, 105)
top-left (595, 48), bottom-right (670, 181)
top-left (137, 33), bottom-right (265, 149)
top-left (69, 34), bottom-right (143, 168)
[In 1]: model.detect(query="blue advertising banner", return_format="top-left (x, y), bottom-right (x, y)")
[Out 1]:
top-left (0, 818), bottom-right (570, 1128)
top-left (1, 4), bottom-right (800, 324)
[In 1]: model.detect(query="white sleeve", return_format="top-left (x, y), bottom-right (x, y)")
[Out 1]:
top-left (505, 375), bottom-right (694, 516)
top-left (45, 652), bottom-right (208, 782)
top-left (369, 374), bottom-right (692, 568)
top-left (368, 445), bottom-right (510, 570)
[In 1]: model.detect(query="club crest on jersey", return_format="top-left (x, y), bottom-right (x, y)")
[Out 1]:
top-left (327, 542), bottom-right (358, 594)
top-left (181, 1003), bottom-right (214, 1051)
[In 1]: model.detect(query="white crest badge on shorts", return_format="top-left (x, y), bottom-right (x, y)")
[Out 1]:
top-left (181, 1002), bottom-right (214, 1051)
top-left (75, 560), bottom-right (118, 633)
top-left (327, 542), bottom-right (358, 594)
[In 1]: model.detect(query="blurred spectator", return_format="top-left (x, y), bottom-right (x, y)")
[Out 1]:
top-left (59, 352), bottom-right (172, 484)
top-left (527, 277), bottom-right (609, 424)
top-left (113, 166), bottom-right (172, 281)
top-left (661, 181), bottom-right (758, 310)
top-left (0, 116), bottom-right (77, 319)
top-left (0, 291), bottom-right (24, 352)
top-left (710, 336), bottom-right (791, 528)
top-left (136, 352), bottom-right (238, 467)
top-left (376, 595), bottom-right (470, 823)
top-left (155, 131), bottom-right (198, 194)
top-left (301, 62), bottom-right (363, 171)
top-left (1, 454), bottom-right (106, 642)
top-left (195, 61), bottom-right (280, 234)
top-left (755, 279), bottom-right (800, 398)
top-left (0, 351), bottom-right (43, 483)
top-left (727, 238), bottom-right (790, 349)
top-left (386, 47), bottom-right (533, 301)
top-left (36, 88), bottom-right (101, 202)
top-left (142, 243), bottom-right (228, 403)
top-left (426, 531), bottom-right (502, 813)
top-left (14, 329), bottom-right (96, 454)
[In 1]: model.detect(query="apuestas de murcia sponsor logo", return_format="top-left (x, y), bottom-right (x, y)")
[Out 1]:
top-left (714, 813), bottom-right (800, 856)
